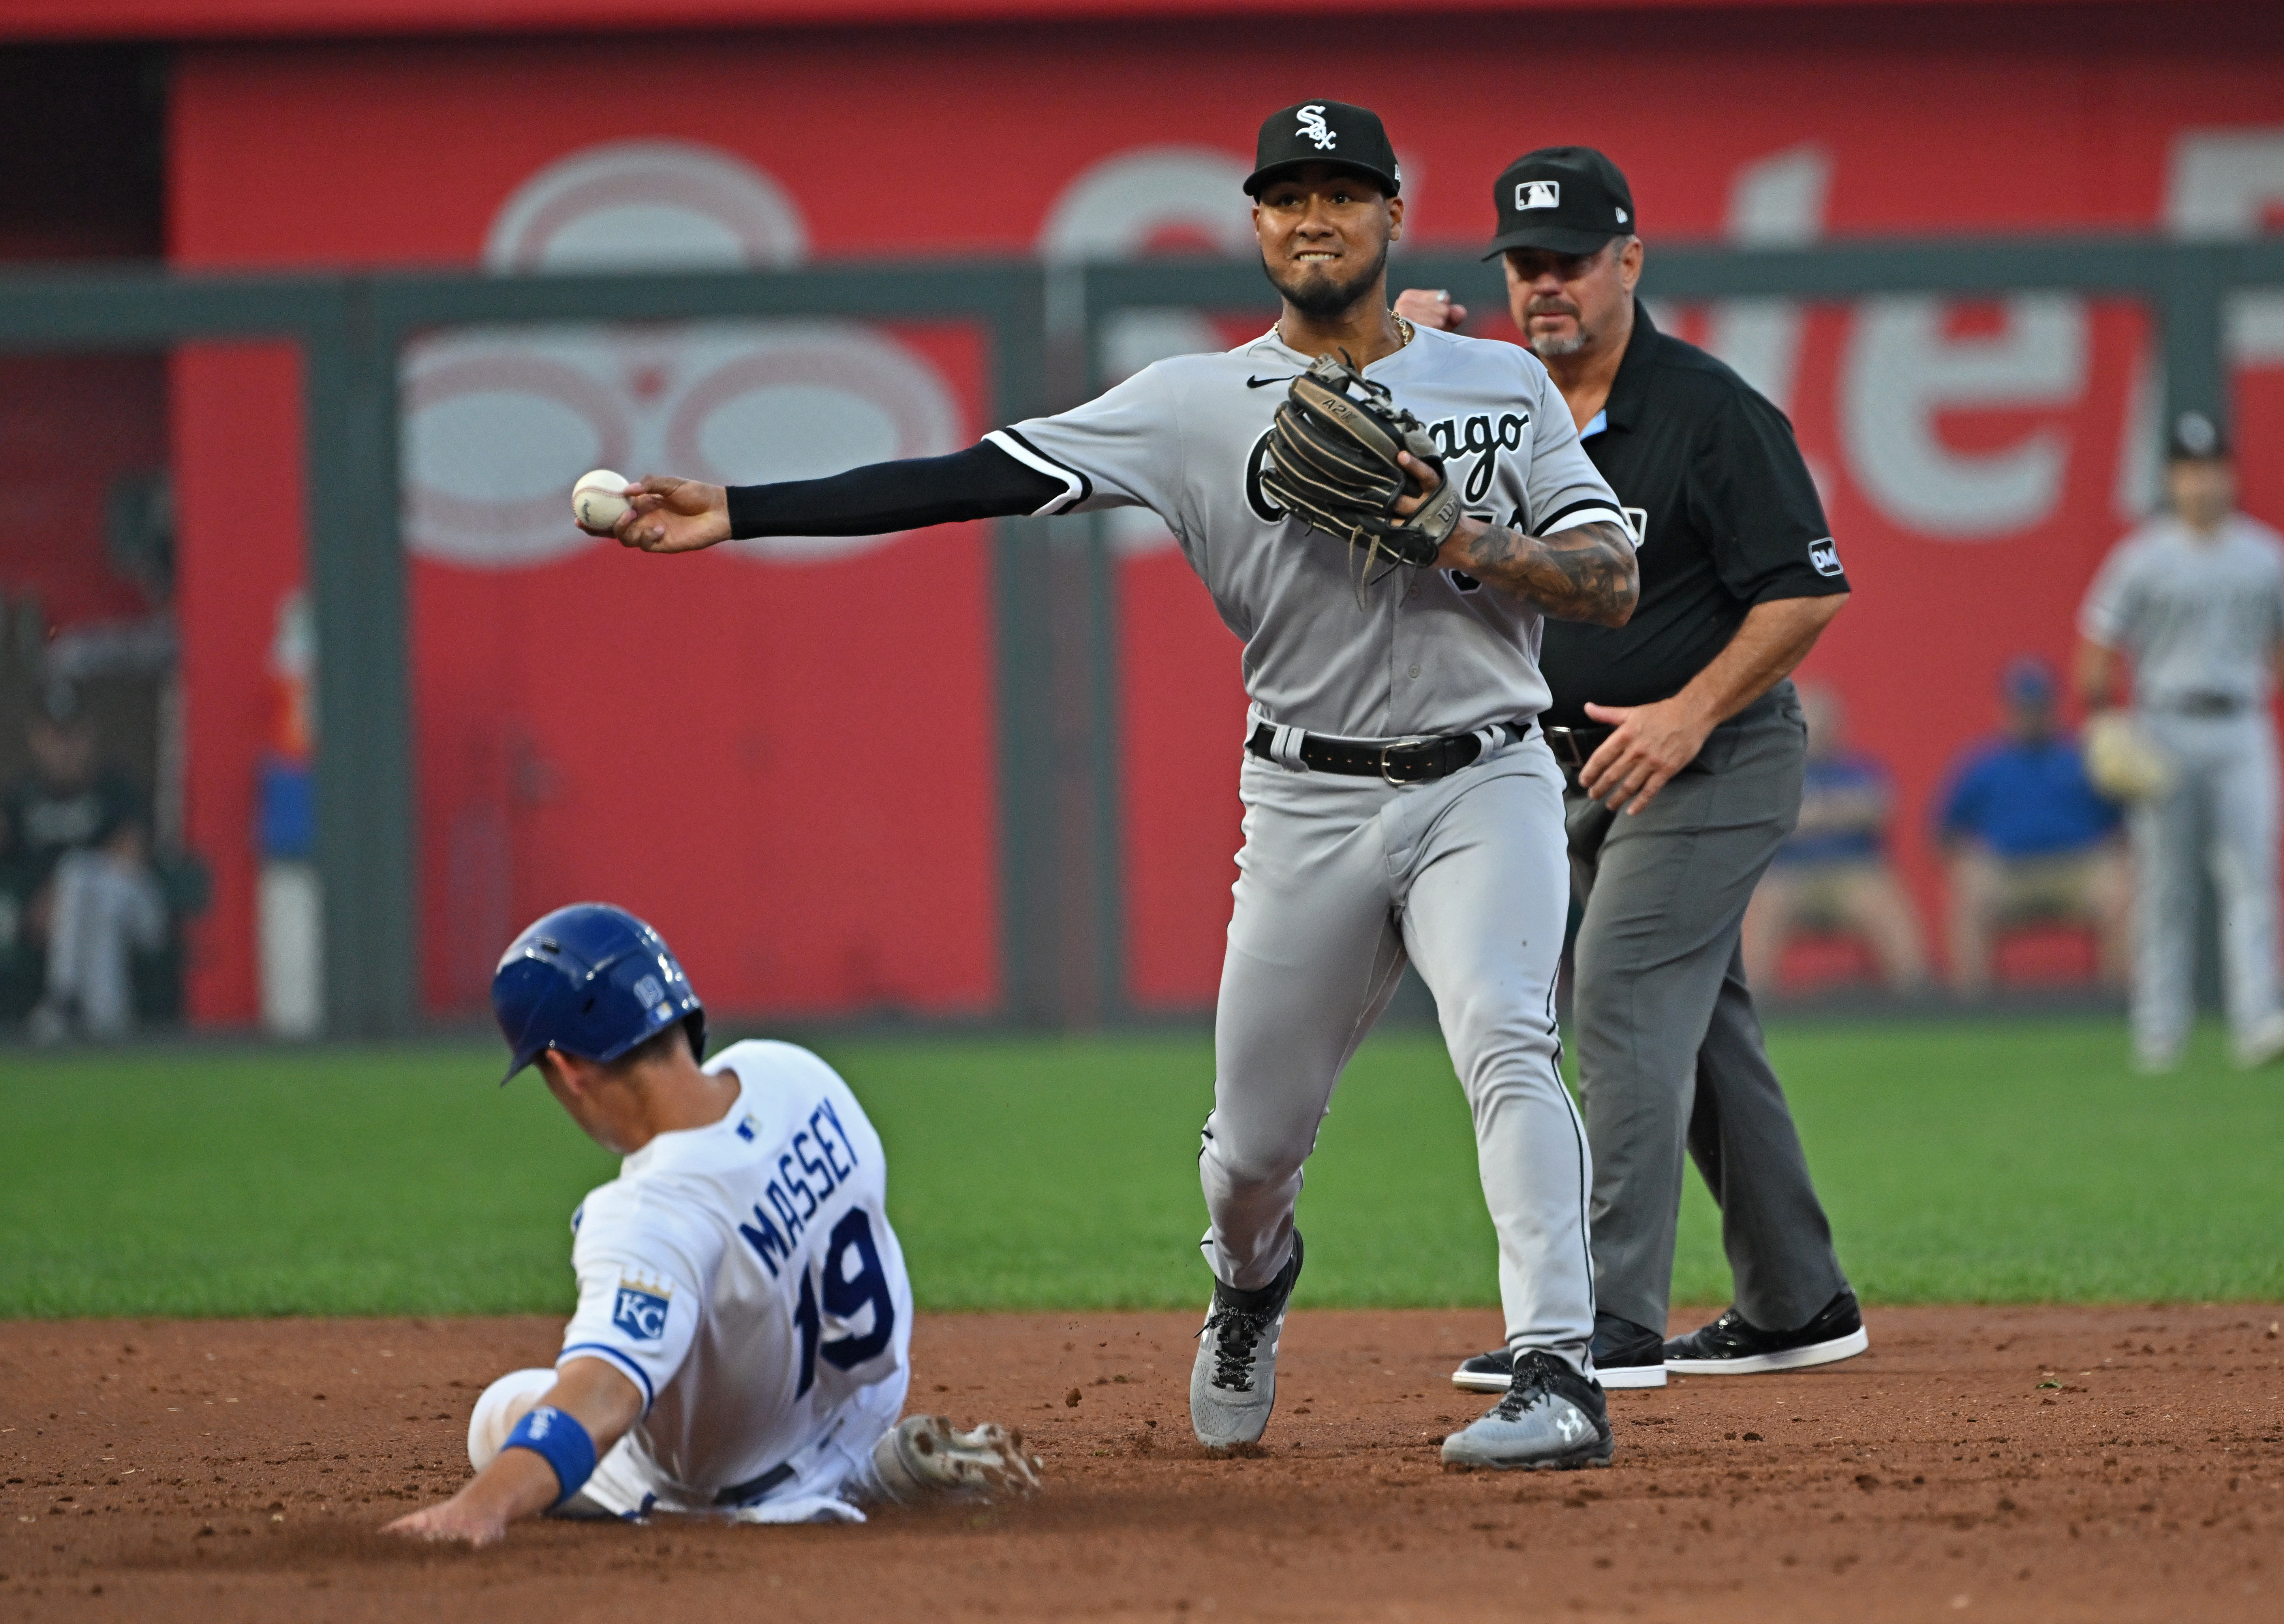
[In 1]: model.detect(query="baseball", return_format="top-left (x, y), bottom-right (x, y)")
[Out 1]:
top-left (571, 469), bottom-right (632, 531)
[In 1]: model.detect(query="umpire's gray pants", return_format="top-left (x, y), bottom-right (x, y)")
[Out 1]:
top-left (1201, 728), bottom-right (1594, 1371)
top-left (1567, 685), bottom-right (1848, 1337)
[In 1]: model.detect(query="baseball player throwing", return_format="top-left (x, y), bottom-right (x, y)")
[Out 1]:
top-left (591, 100), bottom-right (1637, 1470)
top-left (386, 903), bottom-right (1037, 1544)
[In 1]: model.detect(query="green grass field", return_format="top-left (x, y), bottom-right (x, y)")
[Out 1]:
top-left (2, 1017), bottom-right (2278, 1319)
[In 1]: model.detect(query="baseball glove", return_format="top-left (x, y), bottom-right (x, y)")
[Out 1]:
top-left (1260, 353), bottom-right (1464, 578)
top-left (2083, 710), bottom-right (2173, 802)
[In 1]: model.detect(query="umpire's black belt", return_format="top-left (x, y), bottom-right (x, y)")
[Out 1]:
top-left (1540, 724), bottom-right (1614, 771)
top-left (1245, 719), bottom-right (1531, 783)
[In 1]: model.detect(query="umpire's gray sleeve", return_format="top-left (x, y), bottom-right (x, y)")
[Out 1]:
top-left (986, 360), bottom-right (1189, 521)
top-left (1518, 362), bottom-right (1629, 540)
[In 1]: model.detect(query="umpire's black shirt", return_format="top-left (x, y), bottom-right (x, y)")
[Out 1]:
top-left (1536, 301), bottom-right (1848, 728)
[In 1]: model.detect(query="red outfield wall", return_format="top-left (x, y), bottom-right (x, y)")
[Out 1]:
top-left (166, 11), bottom-right (2284, 1021)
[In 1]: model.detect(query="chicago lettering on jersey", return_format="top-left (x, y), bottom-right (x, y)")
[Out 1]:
top-left (1425, 412), bottom-right (1531, 505)
top-left (734, 1097), bottom-right (860, 1279)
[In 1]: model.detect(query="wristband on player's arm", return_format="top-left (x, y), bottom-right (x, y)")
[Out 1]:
top-left (503, 1406), bottom-right (597, 1506)
top-left (725, 440), bottom-right (1065, 540)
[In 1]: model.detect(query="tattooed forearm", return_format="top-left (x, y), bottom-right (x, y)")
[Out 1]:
top-left (1448, 520), bottom-right (1638, 625)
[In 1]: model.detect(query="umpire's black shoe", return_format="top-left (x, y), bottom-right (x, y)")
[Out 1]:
top-left (1451, 1312), bottom-right (1667, 1393)
top-left (1662, 1288), bottom-right (1868, 1376)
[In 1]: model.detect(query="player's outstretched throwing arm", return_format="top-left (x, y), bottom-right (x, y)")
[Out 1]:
top-left (588, 430), bottom-right (1634, 635)
top-left (585, 442), bottom-right (1073, 554)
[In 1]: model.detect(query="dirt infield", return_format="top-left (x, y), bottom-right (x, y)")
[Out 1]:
top-left (2, 1305), bottom-right (2278, 1622)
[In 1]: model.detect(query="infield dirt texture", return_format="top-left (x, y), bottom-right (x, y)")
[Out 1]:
top-left (4, 1305), bottom-right (2279, 1621)
top-left (3, 1020), bottom-right (2280, 1620)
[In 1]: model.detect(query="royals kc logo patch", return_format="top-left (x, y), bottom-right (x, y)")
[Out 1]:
top-left (612, 1279), bottom-right (672, 1341)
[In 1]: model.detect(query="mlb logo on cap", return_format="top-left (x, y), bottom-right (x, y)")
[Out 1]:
top-left (1484, 146), bottom-right (1638, 259)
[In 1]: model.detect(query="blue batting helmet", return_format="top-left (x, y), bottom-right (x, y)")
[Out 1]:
top-left (491, 903), bottom-right (706, 1085)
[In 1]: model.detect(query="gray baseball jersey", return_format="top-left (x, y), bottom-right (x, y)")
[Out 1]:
top-left (2079, 513), bottom-right (2284, 708)
top-left (2079, 512), bottom-right (2284, 1064)
top-left (987, 324), bottom-right (1627, 738)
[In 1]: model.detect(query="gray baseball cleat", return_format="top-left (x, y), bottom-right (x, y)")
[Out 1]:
top-left (1189, 1232), bottom-right (1303, 1449)
top-left (870, 1414), bottom-right (1042, 1502)
top-left (1440, 1350), bottom-right (1613, 1471)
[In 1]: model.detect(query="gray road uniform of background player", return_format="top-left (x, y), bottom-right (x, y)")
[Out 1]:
top-left (2078, 445), bottom-right (2284, 1070)
top-left (994, 323), bottom-right (1626, 1371)
top-left (469, 1039), bottom-right (916, 1523)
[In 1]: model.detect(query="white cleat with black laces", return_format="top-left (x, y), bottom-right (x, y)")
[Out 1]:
top-left (1189, 1232), bottom-right (1303, 1449)
top-left (1440, 1350), bottom-right (1613, 1472)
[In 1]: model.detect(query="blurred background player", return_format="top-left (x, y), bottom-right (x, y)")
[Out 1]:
top-left (2078, 410), bottom-right (2284, 1072)
top-left (2, 682), bottom-right (167, 1041)
top-left (1936, 656), bottom-right (2127, 999)
top-left (387, 903), bottom-right (1038, 1545)
top-left (1402, 147), bottom-right (1865, 1389)
top-left (1741, 682), bottom-right (1929, 997)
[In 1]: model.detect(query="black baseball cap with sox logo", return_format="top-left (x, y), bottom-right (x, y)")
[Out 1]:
top-left (1245, 101), bottom-right (1402, 197)
top-left (1482, 146), bottom-right (1637, 258)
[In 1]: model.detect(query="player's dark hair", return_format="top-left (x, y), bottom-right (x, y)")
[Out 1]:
top-left (608, 1014), bottom-right (703, 1075)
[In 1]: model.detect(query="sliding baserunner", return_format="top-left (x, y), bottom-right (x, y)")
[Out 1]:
top-left (387, 903), bottom-right (1037, 1543)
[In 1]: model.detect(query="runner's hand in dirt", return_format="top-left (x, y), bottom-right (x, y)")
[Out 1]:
top-left (612, 475), bottom-right (733, 554)
top-left (383, 1358), bottom-right (642, 1546)
top-left (383, 1449), bottom-right (560, 1547)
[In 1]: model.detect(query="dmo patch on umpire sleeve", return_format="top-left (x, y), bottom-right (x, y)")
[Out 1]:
top-left (611, 1277), bottom-right (673, 1341)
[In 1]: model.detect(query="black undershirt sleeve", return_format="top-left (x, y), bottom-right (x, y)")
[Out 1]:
top-left (725, 440), bottom-right (1065, 540)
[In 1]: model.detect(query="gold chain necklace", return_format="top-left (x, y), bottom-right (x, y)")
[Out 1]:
top-left (1276, 312), bottom-right (1416, 354)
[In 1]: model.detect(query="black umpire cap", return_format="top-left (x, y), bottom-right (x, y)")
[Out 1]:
top-left (2168, 408), bottom-right (2230, 462)
top-left (1245, 101), bottom-right (1401, 197)
top-left (1483, 146), bottom-right (1636, 258)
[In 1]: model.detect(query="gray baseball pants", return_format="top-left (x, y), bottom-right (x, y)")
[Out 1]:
top-left (2127, 709), bottom-right (2282, 1061)
top-left (1566, 685), bottom-right (1849, 1337)
top-left (1199, 728), bottom-right (1595, 1371)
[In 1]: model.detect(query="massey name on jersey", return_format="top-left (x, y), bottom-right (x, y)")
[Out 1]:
top-left (734, 1094), bottom-right (861, 1280)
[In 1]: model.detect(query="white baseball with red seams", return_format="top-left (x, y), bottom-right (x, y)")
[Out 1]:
top-left (571, 469), bottom-right (632, 532)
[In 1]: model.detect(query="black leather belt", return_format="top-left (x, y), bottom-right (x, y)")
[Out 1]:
top-left (1541, 724), bottom-right (1614, 770)
top-left (1245, 720), bottom-right (1529, 783)
top-left (2158, 692), bottom-right (2248, 718)
top-left (712, 1459), bottom-right (795, 1507)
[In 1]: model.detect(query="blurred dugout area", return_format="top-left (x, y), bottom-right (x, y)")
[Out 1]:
top-left (0, 47), bottom-right (206, 1034)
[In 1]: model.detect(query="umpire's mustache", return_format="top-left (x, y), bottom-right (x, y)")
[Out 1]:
top-left (1524, 298), bottom-right (1582, 319)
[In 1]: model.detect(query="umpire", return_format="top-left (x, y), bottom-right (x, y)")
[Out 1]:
top-left (1402, 148), bottom-right (1865, 1387)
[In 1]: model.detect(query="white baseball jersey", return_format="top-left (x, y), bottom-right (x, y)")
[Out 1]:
top-left (988, 325), bottom-right (1627, 738)
top-left (2079, 513), bottom-right (2284, 709)
top-left (555, 1038), bottom-right (913, 1514)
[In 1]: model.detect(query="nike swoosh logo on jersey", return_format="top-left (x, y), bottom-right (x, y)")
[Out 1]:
top-left (1246, 375), bottom-right (1296, 388)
